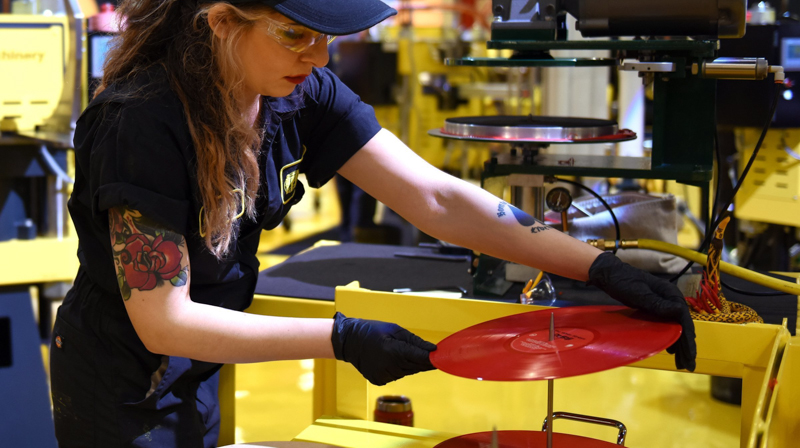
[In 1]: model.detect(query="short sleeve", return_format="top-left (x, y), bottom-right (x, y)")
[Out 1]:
top-left (296, 67), bottom-right (382, 188)
top-left (80, 96), bottom-right (194, 234)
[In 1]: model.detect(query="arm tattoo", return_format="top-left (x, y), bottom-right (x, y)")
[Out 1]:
top-left (109, 207), bottom-right (188, 301)
top-left (496, 201), bottom-right (552, 234)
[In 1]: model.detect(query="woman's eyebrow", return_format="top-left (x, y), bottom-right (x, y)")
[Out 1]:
top-left (272, 17), bottom-right (301, 26)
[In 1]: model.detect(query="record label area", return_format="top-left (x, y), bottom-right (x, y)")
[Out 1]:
top-left (509, 328), bottom-right (595, 354)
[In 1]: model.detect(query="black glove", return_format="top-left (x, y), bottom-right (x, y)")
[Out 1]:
top-left (331, 312), bottom-right (438, 386)
top-left (587, 252), bottom-right (697, 372)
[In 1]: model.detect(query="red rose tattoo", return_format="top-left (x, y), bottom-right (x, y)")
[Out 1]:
top-left (120, 234), bottom-right (183, 291)
top-left (110, 207), bottom-right (189, 300)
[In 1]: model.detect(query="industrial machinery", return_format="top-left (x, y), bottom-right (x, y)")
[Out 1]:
top-left (0, 2), bottom-right (89, 447)
top-left (211, 4), bottom-right (799, 448)
top-left (712, 20), bottom-right (800, 252)
top-left (429, 0), bottom-right (785, 294)
top-left (0, 0), bottom-right (85, 241)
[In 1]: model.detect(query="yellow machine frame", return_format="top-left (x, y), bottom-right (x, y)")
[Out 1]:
top-left (221, 283), bottom-right (797, 448)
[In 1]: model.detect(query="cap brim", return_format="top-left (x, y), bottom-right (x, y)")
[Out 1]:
top-left (266, 0), bottom-right (397, 35)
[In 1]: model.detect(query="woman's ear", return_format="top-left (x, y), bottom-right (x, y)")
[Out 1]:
top-left (207, 4), bottom-right (232, 39)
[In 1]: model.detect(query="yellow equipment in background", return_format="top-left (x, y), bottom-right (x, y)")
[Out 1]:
top-left (0, 0), bottom-right (92, 136)
top-left (0, 7), bottom-right (89, 444)
top-left (735, 128), bottom-right (800, 227)
top-left (374, 25), bottom-right (504, 176)
top-left (0, 14), bottom-right (70, 132)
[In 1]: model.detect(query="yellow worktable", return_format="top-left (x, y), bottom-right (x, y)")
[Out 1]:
top-left (295, 334), bottom-right (787, 448)
top-left (332, 285), bottom-right (792, 448)
top-left (221, 283), bottom-right (795, 448)
top-left (294, 418), bottom-right (456, 448)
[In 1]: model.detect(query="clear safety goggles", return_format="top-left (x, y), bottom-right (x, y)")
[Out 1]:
top-left (258, 15), bottom-right (336, 53)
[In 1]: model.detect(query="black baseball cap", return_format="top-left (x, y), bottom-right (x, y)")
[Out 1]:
top-left (225, 0), bottom-right (397, 35)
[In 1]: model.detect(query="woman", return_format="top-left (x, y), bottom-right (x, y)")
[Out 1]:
top-left (51, 1), bottom-right (696, 447)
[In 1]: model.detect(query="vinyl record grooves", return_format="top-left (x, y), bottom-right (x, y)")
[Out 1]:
top-left (434, 430), bottom-right (619, 448)
top-left (430, 305), bottom-right (681, 381)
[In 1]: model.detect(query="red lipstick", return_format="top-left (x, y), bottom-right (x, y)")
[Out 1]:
top-left (285, 75), bottom-right (308, 85)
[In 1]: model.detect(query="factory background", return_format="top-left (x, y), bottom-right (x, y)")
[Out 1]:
top-left (1, 1), bottom-right (799, 447)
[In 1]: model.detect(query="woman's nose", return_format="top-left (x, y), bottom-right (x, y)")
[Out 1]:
top-left (300, 39), bottom-right (331, 67)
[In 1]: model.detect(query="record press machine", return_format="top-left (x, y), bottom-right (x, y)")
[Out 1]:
top-left (430, 0), bottom-right (788, 293)
top-left (224, 2), bottom-right (799, 448)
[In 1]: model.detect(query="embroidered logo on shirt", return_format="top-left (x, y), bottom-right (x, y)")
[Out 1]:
top-left (284, 170), bottom-right (299, 199)
top-left (279, 146), bottom-right (306, 204)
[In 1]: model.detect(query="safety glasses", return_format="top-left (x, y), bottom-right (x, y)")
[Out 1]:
top-left (258, 15), bottom-right (336, 53)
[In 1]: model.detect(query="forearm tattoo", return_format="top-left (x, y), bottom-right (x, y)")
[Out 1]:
top-left (496, 201), bottom-right (552, 234)
top-left (109, 207), bottom-right (189, 301)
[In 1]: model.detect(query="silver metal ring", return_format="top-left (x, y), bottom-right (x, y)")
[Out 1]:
top-left (440, 116), bottom-right (619, 142)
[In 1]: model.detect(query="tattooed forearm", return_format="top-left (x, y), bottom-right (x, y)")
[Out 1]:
top-left (496, 201), bottom-right (552, 234)
top-left (497, 202), bottom-right (507, 217)
top-left (109, 206), bottom-right (188, 301)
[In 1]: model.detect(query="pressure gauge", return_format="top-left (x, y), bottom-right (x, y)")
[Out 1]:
top-left (546, 187), bottom-right (573, 213)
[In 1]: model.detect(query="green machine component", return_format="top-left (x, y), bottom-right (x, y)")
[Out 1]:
top-left (449, 36), bottom-right (722, 186)
top-left (430, 0), bottom-right (784, 296)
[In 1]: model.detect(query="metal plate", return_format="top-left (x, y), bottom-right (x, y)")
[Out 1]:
top-left (427, 129), bottom-right (636, 144)
top-left (485, 39), bottom-right (718, 53)
top-left (430, 115), bottom-right (635, 144)
top-left (430, 305), bottom-right (681, 381)
top-left (447, 57), bottom-right (617, 67)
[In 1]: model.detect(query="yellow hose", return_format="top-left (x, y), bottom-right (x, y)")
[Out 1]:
top-left (636, 239), bottom-right (800, 296)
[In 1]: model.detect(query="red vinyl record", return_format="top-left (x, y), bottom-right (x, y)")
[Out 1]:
top-left (430, 305), bottom-right (681, 381)
top-left (434, 430), bottom-right (618, 448)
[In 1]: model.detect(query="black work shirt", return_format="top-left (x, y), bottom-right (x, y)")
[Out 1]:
top-left (69, 66), bottom-right (381, 312)
top-left (58, 67), bottom-right (381, 434)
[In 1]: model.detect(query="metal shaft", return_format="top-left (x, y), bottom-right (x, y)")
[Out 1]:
top-left (698, 57), bottom-right (769, 80)
top-left (510, 185), bottom-right (545, 221)
top-left (547, 312), bottom-right (554, 448)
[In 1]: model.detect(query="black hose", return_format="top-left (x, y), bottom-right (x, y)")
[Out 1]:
top-left (670, 86), bottom-right (781, 282)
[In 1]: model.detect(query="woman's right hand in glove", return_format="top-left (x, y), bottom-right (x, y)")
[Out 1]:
top-left (587, 252), bottom-right (697, 371)
top-left (331, 312), bottom-right (438, 386)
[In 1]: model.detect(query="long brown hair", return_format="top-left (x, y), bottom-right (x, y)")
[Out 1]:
top-left (98, 0), bottom-right (272, 259)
